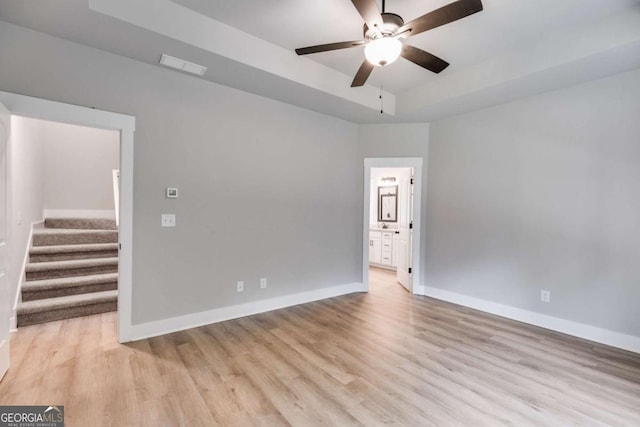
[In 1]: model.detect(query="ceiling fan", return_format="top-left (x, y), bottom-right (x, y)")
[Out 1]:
top-left (295, 0), bottom-right (484, 87)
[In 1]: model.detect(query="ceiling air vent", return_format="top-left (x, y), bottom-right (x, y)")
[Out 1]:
top-left (159, 54), bottom-right (207, 76)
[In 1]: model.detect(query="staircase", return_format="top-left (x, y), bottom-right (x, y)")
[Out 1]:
top-left (17, 217), bottom-right (119, 327)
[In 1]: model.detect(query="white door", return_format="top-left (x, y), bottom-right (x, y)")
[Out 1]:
top-left (0, 102), bottom-right (10, 381)
top-left (396, 171), bottom-right (413, 292)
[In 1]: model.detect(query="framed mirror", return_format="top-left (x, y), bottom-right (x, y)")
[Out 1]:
top-left (378, 185), bottom-right (398, 222)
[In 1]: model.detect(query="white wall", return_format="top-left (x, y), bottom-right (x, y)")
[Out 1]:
top-left (427, 68), bottom-right (640, 337)
top-left (0, 21), bottom-right (361, 326)
top-left (42, 120), bottom-right (119, 212)
top-left (8, 116), bottom-right (45, 314)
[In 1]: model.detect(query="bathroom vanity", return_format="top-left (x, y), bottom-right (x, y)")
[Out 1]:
top-left (368, 228), bottom-right (399, 270)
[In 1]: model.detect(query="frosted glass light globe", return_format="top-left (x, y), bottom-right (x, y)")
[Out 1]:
top-left (364, 37), bottom-right (402, 67)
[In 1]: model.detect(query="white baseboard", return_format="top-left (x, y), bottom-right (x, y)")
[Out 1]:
top-left (10, 220), bottom-right (43, 332)
top-left (124, 282), bottom-right (367, 342)
top-left (422, 286), bottom-right (640, 354)
top-left (43, 209), bottom-right (115, 219)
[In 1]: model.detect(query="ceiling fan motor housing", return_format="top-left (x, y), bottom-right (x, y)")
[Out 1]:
top-left (363, 13), bottom-right (404, 40)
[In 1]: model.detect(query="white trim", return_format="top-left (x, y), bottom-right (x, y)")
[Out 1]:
top-left (112, 170), bottom-right (120, 226)
top-left (0, 91), bottom-right (135, 132)
top-left (128, 282), bottom-right (366, 342)
top-left (10, 220), bottom-right (42, 332)
top-left (117, 121), bottom-right (134, 343)
top-left (363, 158), bottom-right (423, 295)
top-left (43, 209), bottom-right (115, 219)
top-left (423, 286), bottom-right (640, 354)
top-left (0, 91), bottom-right (135, 344)
top-left (0, 338), bottom-right (8, 381)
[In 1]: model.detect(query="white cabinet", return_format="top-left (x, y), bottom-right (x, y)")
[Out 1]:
top-left (381, 232), bottom-right (393, 266)
top-left (369, 229), bottom-right (398, 269)
top-left (369, 231), bottom-right (382, 264)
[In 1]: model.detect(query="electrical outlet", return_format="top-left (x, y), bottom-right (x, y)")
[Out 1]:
top-left (260, 278), bottom-right (267, 289)
top-left (540, 289), bottom-right (551, 303)
top-left (237, 281), bottom-right (244, 292)
top-left (161, 214), bottom-right (176, 227)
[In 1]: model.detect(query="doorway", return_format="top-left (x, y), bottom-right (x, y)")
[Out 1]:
top-left (0, 91), bottom-right (134, 348)
top-left (10, 116), bottom-right (120, 330)
top-left (363, 158), bottom-right (423, 294)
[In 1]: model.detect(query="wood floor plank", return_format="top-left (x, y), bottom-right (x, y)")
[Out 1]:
top-left (1, 266), bottom-right (639, 426)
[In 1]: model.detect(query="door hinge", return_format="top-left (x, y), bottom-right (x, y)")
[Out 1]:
top-left (408, 267), bottom-right (412, 274)
top-left (409, 222), bottom-right (413, 229)
top-left (410, 178), bottom-right (414, 185)
top-left (119, 243), bottom-right (122, 250)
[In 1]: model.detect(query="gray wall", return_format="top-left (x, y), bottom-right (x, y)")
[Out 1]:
top-left (427, 68), bottom-right (640, 336)
top-left (0, 21), bottom-right (360, 324)
top-left (358, 124), bottom-right (430, 289)
top-left (8, 116), bottom-right (45, 310)
top-left (42, 120), bottom-right (119, 211)
top-left (2, 20), bottom-right (638, 338)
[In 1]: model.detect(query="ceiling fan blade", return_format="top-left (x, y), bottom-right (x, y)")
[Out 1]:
top-left (351, 60), bottom-right (374, 87)
top-left (351, 0), bottom-right (383, 30)
top-left (401, 45), bottom-right (449, 73)
top-left (399, 0), bottom-right (483, 37)
top-left (295, 40), bottom-right (366, 56)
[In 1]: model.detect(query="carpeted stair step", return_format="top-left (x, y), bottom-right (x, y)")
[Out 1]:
top-left (44, 217), bottom-right (117, 230)
top-left (25, 258), bottom-right (118, 281)
top-left (29, 243), bottom-right (119, 263)
top-left (17, 290), bottom-right (118, 327)
top-left (32, 228), bottom-right (118, 246)
top-left (21, 273), bottom-right (118, 301)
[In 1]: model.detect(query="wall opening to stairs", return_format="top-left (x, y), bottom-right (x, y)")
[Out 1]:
top-left (1, 89), bottom-right (135, 344)
top-left (9, 117), bottom-right (121, 329)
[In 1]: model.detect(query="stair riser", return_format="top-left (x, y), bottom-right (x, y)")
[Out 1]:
top-left (33, 232), bottom-right (118, 246)
top-left (30, 250), bottom-right (119, 263)
top-left (26, 265), bottom-right (118, 281)
top-left (44, 218), bottom-right (117, 230)
top-left (17, 302), bottom-right (117, 327)
top-left (22, 281), bottom-right (118, 302)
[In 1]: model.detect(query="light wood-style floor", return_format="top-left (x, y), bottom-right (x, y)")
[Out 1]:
top-left (1, 267), bottom-right (639, 426)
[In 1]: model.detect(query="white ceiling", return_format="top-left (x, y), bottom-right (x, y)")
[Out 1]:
top-left (171, 0), bottom-right (639, 94)
top-left (1, 0), bottom-right (640, 123)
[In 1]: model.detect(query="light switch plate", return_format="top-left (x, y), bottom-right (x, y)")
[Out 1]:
top-left (166, 187), bottom-right (178, 198)
top-left (540, 289), bottom-right (551, 303)
top-left (161, 214), bottom-right (176, 227)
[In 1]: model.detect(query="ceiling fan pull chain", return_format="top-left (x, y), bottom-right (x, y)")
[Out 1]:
top-left (380, 81), bottom-right (384, 114)
top-left (382, 0), bottom-right (385, 13)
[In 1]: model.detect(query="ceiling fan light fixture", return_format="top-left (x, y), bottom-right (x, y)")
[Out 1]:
top-left (364, 37), bottom-right (402, 67)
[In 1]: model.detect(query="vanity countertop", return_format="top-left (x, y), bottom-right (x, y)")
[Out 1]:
top-left (369, 228), bottom-right (399, 233)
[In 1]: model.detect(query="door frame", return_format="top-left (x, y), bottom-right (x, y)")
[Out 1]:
top-left (0, 101), bottom-right (11, 380)
top-left (363, 157), bottom-right (423, 295)
top-left (0, 91), bottom-right (135, 343)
